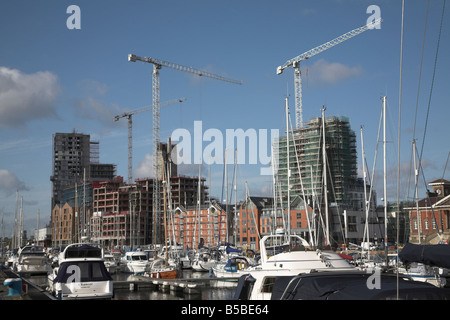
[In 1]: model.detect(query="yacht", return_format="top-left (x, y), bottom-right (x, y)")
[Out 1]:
top-left (103, 252), bottom-right (117, 275)
top-left (234, 234), bottom-right (356, 300)
top-left (158, 245), bottom-right (192, 269)
top-left (47, 243), bottom-right (113, 300)
top-left (144, 258), bottom-right (179, 279)
top-left (192, 248), bottom-right (219, 272)
top-left (212, 255), bottom-right (258, 278)
top-left (119, 250), bottom-right (150, 275)
top-left (397, 243), bottom-right (450, 288)
top-left (14, 245), bottom-right (51, 275)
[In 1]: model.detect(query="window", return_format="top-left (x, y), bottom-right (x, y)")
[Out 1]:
top-left (261, 277), bottom-right (276, 293)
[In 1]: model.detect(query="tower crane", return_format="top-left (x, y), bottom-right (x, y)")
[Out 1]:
top-left (114, 98), bottom-right (186, 185)
top-left (128, 53), bottom-right (242, 245)
top-left (277, 18), bottom-right (382, 129)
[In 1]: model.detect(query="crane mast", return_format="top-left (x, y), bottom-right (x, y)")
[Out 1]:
top-left (128, 53), bottom-right (241, 245)
top-left (114, 98), bottom-right (186, 184)
top-left (277, 18), bottom-right (382, 129)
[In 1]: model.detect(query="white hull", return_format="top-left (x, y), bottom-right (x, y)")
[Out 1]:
top-left (239, 235), bottom-right (357, 300)
top-left (16, 256), bottom-right (52, 274)
top-left (120, 251), bottom-right (150, 275)
top-left (48, 276), bottom-right (114, 300)
top-left (46, 243), bottom-right (113, 300)
top-left (120, 262), bottom-right (148, 275)
top-left (192, 260), bottom-right (216, 272)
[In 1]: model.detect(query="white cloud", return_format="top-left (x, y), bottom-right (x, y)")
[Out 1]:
top-left (76, 97), bottom-right (120, 124)
top-left (0, 67), bottom-right (59, 128)
top-left (0, 169), bottom-right (29, 195)
top-left (306, 59), bottom-right (363, 85)
top-left (75, 79), bottom-right (121, 126)
top-left (135, 153), bottom-right (156, 179)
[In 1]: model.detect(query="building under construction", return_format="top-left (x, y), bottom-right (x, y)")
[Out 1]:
top-left (275, 115), bottom-right (358, 206)
top-left (90, 174), bottom-right (209, 249)
top-left (50, 131), bottom-right (116, 210)
top-left (274, 114), bottom-right (374, 246)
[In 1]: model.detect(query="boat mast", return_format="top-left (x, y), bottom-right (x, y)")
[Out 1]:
top-left (233, 149), bottom-right (238, 246)
top-left (361, 126), bottom-right (370, 259)
top-left (322, 106), bottom-right (330, 246)
top-left (413, 139), bottom-right (421, 244)
top-left (382, 96), bottom-right (388, 254)
top-left (285, 97), bottom-right (291, 236)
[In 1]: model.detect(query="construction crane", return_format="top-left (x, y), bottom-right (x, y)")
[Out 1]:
top-left (277, 18), bottom-right (382, 129)
top-left (128, 53), bottom-right (242, 245)
top-left (114, 98), bottom-right (186, 185)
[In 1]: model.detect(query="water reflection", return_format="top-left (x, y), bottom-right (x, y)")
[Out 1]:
top-left (23, 270), bottom-right (235, 300)
top-left (111, 270), bottom-right (235, 300)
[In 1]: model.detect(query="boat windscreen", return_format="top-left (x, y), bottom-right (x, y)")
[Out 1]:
top-left (54, 261), bottom-right (113, 283)
top-left (65, 245), bottom-right (102, 259)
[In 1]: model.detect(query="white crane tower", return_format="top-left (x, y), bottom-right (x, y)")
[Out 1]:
top-left (128, 53), bottom-right (242, 244)
top-left (277, 18), bottom-right (382, 129)
top-left (114, 98), bottom-right (186, 185)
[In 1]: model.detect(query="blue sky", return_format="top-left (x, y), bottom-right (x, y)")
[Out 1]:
top-left (0, 0), bottom-right (449, 237)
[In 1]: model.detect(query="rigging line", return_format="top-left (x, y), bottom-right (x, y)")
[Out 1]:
top-left (412, 0), bottom-right (430, 141)
top-left (397, 0), bottom-right (405, 300)
top-left (407, 0), bottom-right (430, 203)
top-left (288, 105), bottom-right (314, 246)
top-left (442, 150), bottom-right (450, 179)
top-left (419, 0), bottom-right (446, 162)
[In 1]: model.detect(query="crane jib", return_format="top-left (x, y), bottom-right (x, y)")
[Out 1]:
top-left (276, 18), bottom-right (382, 74)
top-left (128, 54), bottom-right (242, 85)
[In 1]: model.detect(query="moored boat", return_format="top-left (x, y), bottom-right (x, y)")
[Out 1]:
top-left (144, 258), bottom-right (179, 279)
top-left (47, 243), bottom-right (113, 300)
top-left (103, 252), bottom-right (117, 275)
top-left (234, 234), bottom-right (357, 300)
top-left (120, 250), bottom-right (150, 275)
top-left (13, 245), bottom-right (51, 275)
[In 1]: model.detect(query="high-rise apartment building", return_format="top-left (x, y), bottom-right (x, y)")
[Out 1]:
top-left (274, 115), bottom-right (358, 209)
top-left (50, 131), bottom-right (116, 210)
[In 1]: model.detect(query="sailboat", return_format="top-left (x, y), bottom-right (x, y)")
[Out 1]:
top-left (233, 98), bottom-right (357, 300)
top-left (144, 161), bottom-right (179, 279)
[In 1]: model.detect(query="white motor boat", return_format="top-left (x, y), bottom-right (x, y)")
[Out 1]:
top-left (120, 250), bottom-right (150, 275)
top-left (192, 249), bottom-right (219, 272)
top-left (4, 249), bottom-right (18, 269)
top-left (212, 255), bottom-right (258, 278)
top-left (14, 245), bottom-right (51, 275)
top-left (103, 252), bottom-right (117, 275)
top-left (234, 234), bottom-right (357, 300)
top-left (47, 243), bottom-right (113, 300)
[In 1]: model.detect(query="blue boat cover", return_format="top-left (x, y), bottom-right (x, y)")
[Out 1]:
top-left (270, 272), bottom-right (450, 300)
top-left (65, 244), bottom-right (102, 259)
top-left (398, 243), bottom-right (450, 269)
top-left (54, 260), bottom-right (113, 283)
top-left (226, 245), bottom-right (241, 254)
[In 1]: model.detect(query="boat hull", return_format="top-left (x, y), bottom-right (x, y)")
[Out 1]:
top-left (146, 269), bottom-right (178, 279)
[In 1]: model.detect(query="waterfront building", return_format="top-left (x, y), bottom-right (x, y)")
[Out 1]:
top-left (172, 202), bottom-right (226, 248)
top-left (406, 179), bottom-right (450, 244)
top-left (89, 175), bottom-right (209, 249)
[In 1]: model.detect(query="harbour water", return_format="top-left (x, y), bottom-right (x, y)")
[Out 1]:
top-left (24, 269), bottom-right (236, 300)
top-left (111, 270), bottom-right (236, 300)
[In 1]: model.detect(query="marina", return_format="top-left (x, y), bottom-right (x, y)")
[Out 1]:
top-left (1, 1), bottom-right (450, 304)
top-left (1, 267), bottom-right (237, 300)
